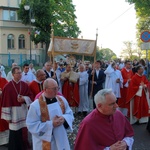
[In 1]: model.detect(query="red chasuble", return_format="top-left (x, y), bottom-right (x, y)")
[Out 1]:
top-left (1, 80), bottom-right (33, 107)
top-left (74, 109), bottom-right (134, 150)
top-left (29, 80), bottom-right (43, 99)
top-left (0, 77), bottom-right (8, 131)
top-left (62, 79), bottom-right (79, 107)
top-left (118, 68), bottom-right (133, 108)
top-left (126, 73), bottom-right (150, 119)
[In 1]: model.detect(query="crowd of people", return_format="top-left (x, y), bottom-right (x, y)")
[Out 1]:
top-left (0, 57), bottom-right (150, 150)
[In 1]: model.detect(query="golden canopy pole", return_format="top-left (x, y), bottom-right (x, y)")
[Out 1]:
top-left (90, 28), bottom-right (98, 98)
top-left (82, 55), bottom-right (84, 63)
top-left (50, 23), bottom-right (54, 62)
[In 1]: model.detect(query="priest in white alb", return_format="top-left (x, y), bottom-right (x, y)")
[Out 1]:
top-left (26, 78), bottom-right (74, 150)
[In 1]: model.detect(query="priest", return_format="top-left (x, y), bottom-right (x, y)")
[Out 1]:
top-left (1, 66), bottom-right (33, 150)
top-left (126, 65), bottom-right (150, 124)
top-left (26, 78), bottom-right (74, 150)
top-left (74, 89), bottom-right (134, 150)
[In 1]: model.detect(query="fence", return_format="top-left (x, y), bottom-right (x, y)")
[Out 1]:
top-left (0, 52), bottom-right (46, 67)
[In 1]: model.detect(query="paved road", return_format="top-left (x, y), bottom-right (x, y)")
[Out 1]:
top-left (0, 123), bottom-right (150, 150)
top-left (132, 123), bottom-right (150, 150)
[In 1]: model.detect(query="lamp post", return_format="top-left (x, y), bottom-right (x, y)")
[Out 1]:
top-left (24, 4), bottom-right (35, 63)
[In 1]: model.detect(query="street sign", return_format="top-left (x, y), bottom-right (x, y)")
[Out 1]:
top-left (140, 42), bottom-right (150, 50)
top-left (140, 31), bottom-right (150, 42)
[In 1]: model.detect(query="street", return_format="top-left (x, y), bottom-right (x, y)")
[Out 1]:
top-left (0, 120), bottom-right (150, 150)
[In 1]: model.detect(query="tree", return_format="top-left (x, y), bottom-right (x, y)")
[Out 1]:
top-left (126, 0), bottom-right (150, 17)
top-left (96, 48), bottom-right (117, 61)
top-left (120, 41), bottom-right (141, 60)
top-left (18, 0), bottom-right (81, 60)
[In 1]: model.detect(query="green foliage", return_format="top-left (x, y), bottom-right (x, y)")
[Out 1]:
top-left (96, 47), bottom-right (117, 61)
top-left (18, 0), bottom-right (81, 60)
top-left (126, 0), bottom-right (150, 60)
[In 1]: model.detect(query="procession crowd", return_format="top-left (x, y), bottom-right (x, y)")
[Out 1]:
top-left (0, 57), bottom-right (150, 150)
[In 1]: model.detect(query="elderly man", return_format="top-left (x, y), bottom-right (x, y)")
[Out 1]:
top-left (77, 64), bottom-right (89, 116)
top-left (61, 64), bottom-right (79, 107)
top-left (74, 89), bottom-right (134, 150)
top-left (26, 78), bottom-right (74, 150)
top-left (44, 61), bottom-right (54, 78)
top-left (29, 69), bottom-right (46, 99)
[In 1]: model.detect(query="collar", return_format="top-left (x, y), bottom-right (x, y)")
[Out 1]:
top-left (34, 79), bottom-right (43, 84)
top-left (125, 67), bottom-right (130, 72)
top-left (12, 79), bottom-right (21, 84)
top-left (45, 97), bottom-right (57, 104)
top-left (136, 73), bottom-right (142, 77)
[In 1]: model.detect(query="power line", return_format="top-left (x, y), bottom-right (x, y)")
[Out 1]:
top-left (103, 4), bottom-right (134, 28)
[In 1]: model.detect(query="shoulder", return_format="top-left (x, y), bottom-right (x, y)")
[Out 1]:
top-left (20, 81), bottom-right (29, 87)
top-left (30, 99), bottom-right (40, 108)
top-left (29, 80), bottom-right (36, 85)
top-left (57, 95), bottom-right (67, 102)
top-left (114, 110), bottom-right (125, 119)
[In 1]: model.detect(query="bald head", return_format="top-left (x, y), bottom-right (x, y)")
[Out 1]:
top-left (43, 78), bottom-right (57, 90)
top-left (36, 69), bottom-right (46, 81)
top-left (12, 63), bottom-right (17, 68)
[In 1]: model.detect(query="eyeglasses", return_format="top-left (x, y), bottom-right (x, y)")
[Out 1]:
top-left (47, 87), bottom-right (60, 91)
top-left (14, 72), bottom-right (22, 74)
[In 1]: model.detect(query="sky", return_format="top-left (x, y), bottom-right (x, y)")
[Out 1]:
top-left (72, 0), bottom-right (137, 57)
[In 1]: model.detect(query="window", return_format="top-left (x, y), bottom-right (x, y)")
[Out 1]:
top-left (3, 10), bottom-right (9, 20)
top-left (7, 34), bottom-right (14, 49)
top-left (3, 10), bottom-right (17, 21)
top-left (10, 11), bottom-right (16, 21)
top-left (18, 34), bottom-right (25, 49)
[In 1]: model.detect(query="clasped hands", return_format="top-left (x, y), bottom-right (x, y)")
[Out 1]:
top-left (140, 82), bottom-right (146, 88)
top-left (53, 116), bottom-right (65, 127)
top-left (17, 95), bottom-right (25, 103)
top-left (110, 140), bottom-right (127, 150)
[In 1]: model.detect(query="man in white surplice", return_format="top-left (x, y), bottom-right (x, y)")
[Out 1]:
top-left (26, 78), bottom-right (74, 150)
top-left (78, 64), bottom-right (89, 116)
top-left (104, 61), bottom-right (123, 99)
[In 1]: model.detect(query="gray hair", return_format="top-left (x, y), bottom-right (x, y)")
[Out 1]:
top-left (94, 89), bottom-right (113, 106)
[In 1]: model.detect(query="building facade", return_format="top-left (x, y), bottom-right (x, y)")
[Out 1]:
top-left (0, 0), bottom-right (45, 66)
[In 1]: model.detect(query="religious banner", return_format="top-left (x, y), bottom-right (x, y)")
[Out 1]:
top-left (48, 36), bottom-right (96, 56)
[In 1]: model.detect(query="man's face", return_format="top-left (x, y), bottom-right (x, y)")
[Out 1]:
top-left (23, 66), bottom-right (29, 73)
top-left (45, 81), bottom-right (59, 98)
top-left (38, 71), bottom-right (46, 81)
top-left (45, 63), bottom-right (52, 71)
top-left (95, 62), bottom-right (100, 69)
top-left (138, 67), bottom-right (144, 75)
top-left (79, 66), bottom-right (84, 72)
top-left (98, 93), bottom-right (118, 115)
top-left (125, 62), bottom-right (132, 69)
top-left (13, 69), bottom-right (22, 81)
top-left (66, 65), bottom-right (71, 72)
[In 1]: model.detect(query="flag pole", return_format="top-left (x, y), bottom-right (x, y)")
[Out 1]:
top-left (50, 23), bottom-right (54, 62)
top-left (90, 28), bottom-right (98, 98)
